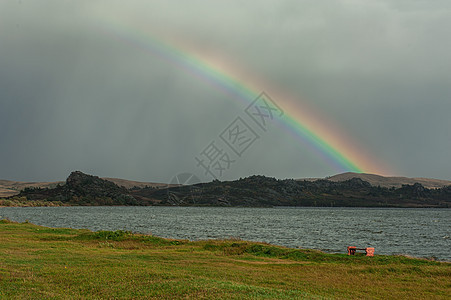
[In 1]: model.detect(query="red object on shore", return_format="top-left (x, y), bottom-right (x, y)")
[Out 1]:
top-left (347, 246), bottom-right (374, 256)
top-left (365, 247), bottom-right (375, 257)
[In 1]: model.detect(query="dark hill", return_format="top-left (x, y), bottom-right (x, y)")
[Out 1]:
top-left (16, 171), bottom-right (143, 205)
top-left (12, 172), bottom-right (451, 208)
top-left (326, 172), bottom-right (451, 189)
top-left (134, 175), bottom-right (451, 208)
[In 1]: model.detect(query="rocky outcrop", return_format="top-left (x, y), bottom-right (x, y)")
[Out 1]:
top-left (17, 171), bottom-right (139, 205)
top-left (14, 171), bottom-right (451, 208)
top-left (134, 175), bottom-right (451, 207)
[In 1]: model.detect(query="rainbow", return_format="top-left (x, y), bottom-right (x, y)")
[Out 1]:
top-left (98, 20), bottom-right (390, 175)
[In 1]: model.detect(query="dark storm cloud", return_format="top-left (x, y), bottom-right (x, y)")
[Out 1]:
top-left (1, 0), bottom-right (450, 182)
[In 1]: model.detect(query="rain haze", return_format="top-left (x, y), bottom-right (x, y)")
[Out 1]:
top-left (1, 0), bottom-right (450, 183)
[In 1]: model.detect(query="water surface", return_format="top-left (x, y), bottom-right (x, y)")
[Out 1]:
top-left (0, 206), bottom-right (449, 260)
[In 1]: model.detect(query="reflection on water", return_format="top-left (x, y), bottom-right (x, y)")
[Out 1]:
top-left (0, 206), bottom-right (449, 261)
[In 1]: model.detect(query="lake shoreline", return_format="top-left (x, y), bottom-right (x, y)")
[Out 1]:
top-left (1, 217), bottom-right (449, 263)
top-left (1, 219), bottom-right (450, 299)
top-left (1, 206), bottom-right (449, 261)
top-left (2, 201), bottom-right (451, 208)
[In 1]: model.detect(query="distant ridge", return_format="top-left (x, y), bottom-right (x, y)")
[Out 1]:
top-left (103, 178), bottom-right (171, 189)
top-left (5, 171), bottom-right (451, 208)
top-left (0, 180), bottom-right (64, 198)
top-left (0, 177), bottom-right (168, 198)
top-left (0, 172), bottom-right (451, 197)
top-left (326, 172), bottom-right (451, 189)
top-left (2, 172), bottom-right (450, 198)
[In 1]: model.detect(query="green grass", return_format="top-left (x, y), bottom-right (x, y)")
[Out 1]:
top-left (0, 197), bottom-right (66, 207)
top-left (0, 219), bottom-right (449, 299)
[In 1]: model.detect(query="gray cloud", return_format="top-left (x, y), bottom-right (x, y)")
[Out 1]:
top-left (1, 0), bottom-right (450, 182)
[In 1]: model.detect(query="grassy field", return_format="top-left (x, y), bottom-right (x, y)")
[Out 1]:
top-left (0, 220), bottom-right (449, 299)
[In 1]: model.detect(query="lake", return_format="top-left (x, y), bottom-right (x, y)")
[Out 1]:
top-left (0, 206), bottom-right (449, 261)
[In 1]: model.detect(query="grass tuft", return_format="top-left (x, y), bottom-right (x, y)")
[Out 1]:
top-left (77, 229), bottom-right (134, 241)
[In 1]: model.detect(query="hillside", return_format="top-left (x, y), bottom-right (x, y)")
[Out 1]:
top-left (103, 177), bottom-right (174, 189)
top-left (327, 172), bottom-right (451, 189)
top-left (0, 180), bottom-right (64, 198)
top-left (9, 171), bottom-right (451, 208)
top-left (11, 171), bottom-right (142, 206)
top-left (137, 175), bottom-right (451, 208)
top-left (0, 177), bottom-right (168, 198)
top-left (5, 172), bottom-right (449, 198)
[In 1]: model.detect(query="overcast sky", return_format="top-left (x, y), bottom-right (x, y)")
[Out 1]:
top-left (1, 0), bottom-right (450, 182)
